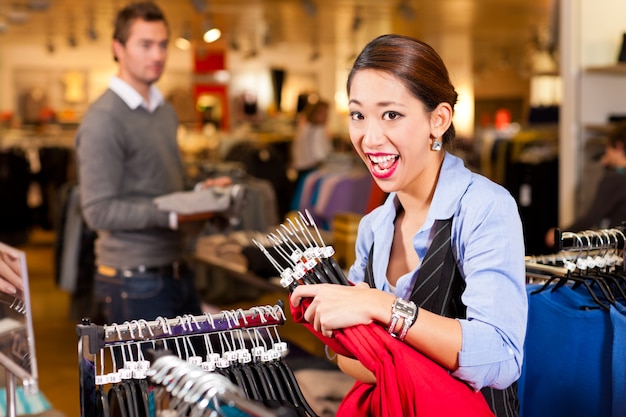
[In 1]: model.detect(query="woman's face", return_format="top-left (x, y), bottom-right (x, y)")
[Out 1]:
top-left (348, 69), bottom-right (444, 194)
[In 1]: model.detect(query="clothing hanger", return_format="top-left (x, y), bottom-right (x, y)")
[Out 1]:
top-left (530, 234), bottom-right (612, 310)
top-left (583, 230), bottom-right (626, 301)
top-left (568, 232), bottom-right (617, 305)
top-left (107, 343), bottom-right (130, 417)
top-left (95, 348), bottom-right (111, 417)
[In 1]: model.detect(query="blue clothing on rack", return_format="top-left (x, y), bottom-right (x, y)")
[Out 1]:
top-left (519, 284), bottom-right (614, 417)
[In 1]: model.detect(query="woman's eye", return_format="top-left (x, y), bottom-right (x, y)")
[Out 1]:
top-left (349, 111), bottom-right (363, 121)
top-left (383, 111), bottom-right (401, 120)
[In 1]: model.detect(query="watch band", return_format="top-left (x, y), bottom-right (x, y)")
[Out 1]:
top-left (387, 297), bottom-right (418, 341)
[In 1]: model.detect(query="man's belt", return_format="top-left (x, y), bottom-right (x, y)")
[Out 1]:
top-left (96, 260), bottom-right (187, 279)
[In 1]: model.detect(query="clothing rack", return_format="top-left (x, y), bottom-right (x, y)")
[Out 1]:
top-left (526, 226), bottom-right (626, 276)
top-left (552, 227), bottom-right (626, 253)
top-left (520, 226), bottom-right (626, 417)
top-left (77, 302), bottom-right (286, 417)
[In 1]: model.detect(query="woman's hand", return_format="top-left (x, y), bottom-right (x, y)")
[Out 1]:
top-left (0, 251), bottom-right (23, 295)
top-left (290, 282), bottom-right (394, 337)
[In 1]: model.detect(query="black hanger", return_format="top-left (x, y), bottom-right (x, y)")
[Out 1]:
top-left (133, 379), bottom-right (150, 417)
top-left (122, 379), bottom-right (139, 417)
top-left (273, 358), bottom-right (318, 416)
top-left (96, 385), bottom-right (110, 417)
top-left (108, 382), bottom-right (129, 417)
top-left (530, 270), bottom-right (612, 310)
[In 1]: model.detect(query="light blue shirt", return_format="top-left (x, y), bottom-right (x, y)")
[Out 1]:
top-left (109, 76), bottom-right (164, 113)
top-left (348, 152), bottom-right (528, 391)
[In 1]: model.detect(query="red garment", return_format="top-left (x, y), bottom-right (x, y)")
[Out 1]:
top-left (291, 299), bottom-right (494, 417)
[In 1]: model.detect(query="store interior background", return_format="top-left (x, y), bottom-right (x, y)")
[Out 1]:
top-left (1, 0), bottom-right (626, 415)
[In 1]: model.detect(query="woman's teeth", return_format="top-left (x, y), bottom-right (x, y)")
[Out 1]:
top-left (369, 155), bottom-right (398, 170)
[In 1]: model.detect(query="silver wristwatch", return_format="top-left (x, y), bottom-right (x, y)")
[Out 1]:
top-left (387, 297), bottom-right (418, 341)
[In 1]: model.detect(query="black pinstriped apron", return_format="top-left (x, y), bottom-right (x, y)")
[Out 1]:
top-left (364, 218), bottom-right (519, 417)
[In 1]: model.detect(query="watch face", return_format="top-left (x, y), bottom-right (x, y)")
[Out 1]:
top-left (394, 299), bottom-right (416, 318)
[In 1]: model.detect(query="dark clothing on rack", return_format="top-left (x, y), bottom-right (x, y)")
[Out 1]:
top-left (568, 168), bottom-right (626, 231)
top-left (224, 141), bottom-right (291, 220)
top-left (0, 148), bottom-right (31, 246)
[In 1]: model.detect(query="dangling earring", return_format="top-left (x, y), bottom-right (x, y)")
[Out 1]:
top-left (431, 137), bottom-right (442, 151)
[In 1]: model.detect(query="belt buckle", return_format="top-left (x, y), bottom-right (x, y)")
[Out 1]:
top-left (98, 265), bottom-right (117, 277)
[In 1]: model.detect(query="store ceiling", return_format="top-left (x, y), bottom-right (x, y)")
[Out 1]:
top-left (0, 0), bottom-right (557, 69)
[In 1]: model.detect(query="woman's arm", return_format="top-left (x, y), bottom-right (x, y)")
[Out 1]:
top-left (337, 354), bottom-right (375, 383)
top-left (290, 282), bottom-right (463, 371)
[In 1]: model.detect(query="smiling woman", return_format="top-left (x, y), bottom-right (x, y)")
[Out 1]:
top-left (290, 34), bottom-right (528, 417)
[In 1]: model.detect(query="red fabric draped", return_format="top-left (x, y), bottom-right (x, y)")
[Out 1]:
top-left (291, 298), bottom-right (495, 417)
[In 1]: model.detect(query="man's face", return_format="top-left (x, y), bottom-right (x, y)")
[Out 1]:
top-left (113, 18), bottom-right (169, 89)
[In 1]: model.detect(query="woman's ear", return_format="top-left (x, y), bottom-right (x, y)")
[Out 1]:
top-left (430, 102), bottom-right (453, 138)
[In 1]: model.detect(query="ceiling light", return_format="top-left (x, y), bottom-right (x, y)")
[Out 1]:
top-left (203, 27), bottom-right (221, 43)
top-left (189, 0), bottom-right (206, 13)
top-left (27, 1), bottom-right (50, 11)
top-left (86, 26), bottom-right (98, 41)
top-left (301, 0), bottom-right (317, 17)
top-left (351, 6), bottom-right (362, 33)
top-left (7, 10), bottom-right (28, 24)
top-left (228, 36), bottom-right (240, 51)
top-left (176, 24), bottom-right (192, 50)
top-left (175, 35), bottom-right (191, 50)
top-left (397, 1), bottom-right (416, 21)
top-left (68, 33), bottom-right (77, 48)
top-left (202, 16), bottom-right (221, 43)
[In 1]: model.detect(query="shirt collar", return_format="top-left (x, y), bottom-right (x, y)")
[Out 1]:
top-left (428, 152), bottom-right (472, 220)
top-left (369, 152), bottom-right (472, 233)
top-left (109, 76), bottom-right (164, 113)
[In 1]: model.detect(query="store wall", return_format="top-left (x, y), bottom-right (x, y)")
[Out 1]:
top-left (559, 0), bottom-right (626, 227)
top-left (0, 38), bottom-right (194, 125)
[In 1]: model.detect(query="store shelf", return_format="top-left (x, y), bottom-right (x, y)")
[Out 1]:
top-left (583, 123), bottom-right (614, 134)
top-left (584, 64), bottom-right (626, 74)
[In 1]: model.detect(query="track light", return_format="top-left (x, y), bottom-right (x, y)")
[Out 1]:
top-left (176, 35), bottom-right (191, 50)
top-left (202, 17), bottom-right (221, 43)
top-left (45, 39), bottom-right (55, 53)
top-left (203, 27), bottom-right (221, 43)
top-left (301, 0), bottom-right (317, 17)
top-left (176, 23), bottom-right (192, 50)
top-left (397, 1), bottom-right (416, 21)
top-left (86, 26), bottom-right (98, 41)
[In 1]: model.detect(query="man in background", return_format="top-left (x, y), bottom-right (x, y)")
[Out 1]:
top-left (546, 122), bottom-right (626, 248)
top-left (75, 1), bottom-right (213, 324)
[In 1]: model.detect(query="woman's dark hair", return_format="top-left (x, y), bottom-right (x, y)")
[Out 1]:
top-left (608, 122), bottom-right (626, 154)
top-left (347, 34), bottom-right (458, 145)
top-left (113, 1), bottom-right (168, 57)
top-left (303, 100), bottom-right (329, 124)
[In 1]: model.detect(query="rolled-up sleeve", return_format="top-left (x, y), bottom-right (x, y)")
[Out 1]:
top-left (451, 181), bottom-right (527, 390)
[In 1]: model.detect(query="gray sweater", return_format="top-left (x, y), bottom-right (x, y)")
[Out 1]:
top-left (76, 89), bottom-right (184, 269)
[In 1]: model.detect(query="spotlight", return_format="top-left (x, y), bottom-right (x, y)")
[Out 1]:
top-left (86, 26), bottom-right (98, 41)
top-left (397, 1), bottom-right (416, 21)
top-left (176, 23), bottom-right (192, 50)
top-left (301, 0), bottom-right (317, 17)
top-left (203, 27), bottom-right (221, 43)
top-left (175, 35), bottom-right (191, 50)
top-left (68, 33), bottom-right (77, 48)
